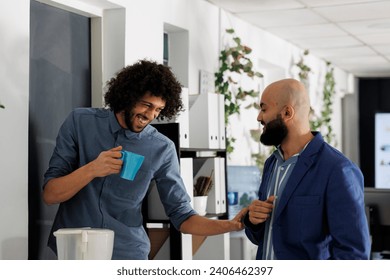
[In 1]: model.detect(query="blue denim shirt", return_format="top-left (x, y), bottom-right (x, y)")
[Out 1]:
top-left (44, 108), bottom-right (196, 259)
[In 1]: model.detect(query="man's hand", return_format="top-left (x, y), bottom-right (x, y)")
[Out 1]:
top-left (231, 207), bottom-right (248, 231)
top-left (90, 146), bottom-right (123, 177)
top-left (247, 196), bottom-right (276, 225)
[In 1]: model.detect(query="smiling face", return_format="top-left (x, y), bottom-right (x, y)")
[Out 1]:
top-left (118, 92), bottom-right (166, 133)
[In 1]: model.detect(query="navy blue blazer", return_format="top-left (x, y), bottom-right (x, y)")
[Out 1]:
top-left (245, 132), bottom-right (370, 259)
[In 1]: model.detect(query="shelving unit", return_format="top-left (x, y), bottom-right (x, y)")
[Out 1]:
top-left (149, 22), bottom-right (229, 259)
top-left (144, 122), bottom-right (229, 260)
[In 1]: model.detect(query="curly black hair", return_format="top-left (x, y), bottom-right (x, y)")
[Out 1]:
top-left (104, 59), bottom-right (183, 120)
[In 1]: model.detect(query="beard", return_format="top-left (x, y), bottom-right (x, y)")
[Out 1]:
top-left (260, 114), bottom-right (288, 146)
top-left (123, 108), bottom-right (134, 131)
top-left (123, 108), bottom-right (149, 133)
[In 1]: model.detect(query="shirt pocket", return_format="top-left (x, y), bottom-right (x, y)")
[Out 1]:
top-left (109, 169), bottom-right (152, 201)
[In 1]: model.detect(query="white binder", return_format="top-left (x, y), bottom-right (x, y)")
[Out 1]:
top-left (189, 92), bottom-right (221, 149)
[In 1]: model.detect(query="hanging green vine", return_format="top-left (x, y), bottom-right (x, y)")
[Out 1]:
top-left (296, 49), bottom-right (311, 82)
top-left (294, 51), bottom-right (336, 145)
top-left (215, 28), bottom-right (263, 154)
top-left (310, 61), bottom-right (336, 145)
top-left (294, 50), bottom-right (316, 127)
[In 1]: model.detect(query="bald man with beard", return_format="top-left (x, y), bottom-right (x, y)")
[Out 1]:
top-left (244, 79), bottom-right (370, 260)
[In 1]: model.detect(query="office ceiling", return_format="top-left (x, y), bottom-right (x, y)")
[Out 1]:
top-left (207, 0), bottom-right (390, 77)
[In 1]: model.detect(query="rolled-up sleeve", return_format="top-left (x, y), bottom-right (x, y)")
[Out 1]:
top-left (154, 143), bottom-right (196, 230)
top-left (43, 111), bottom-right (79, 188)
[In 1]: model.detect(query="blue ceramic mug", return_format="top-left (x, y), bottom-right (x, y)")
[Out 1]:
top-left (119, 150), bottom-right (144, 181)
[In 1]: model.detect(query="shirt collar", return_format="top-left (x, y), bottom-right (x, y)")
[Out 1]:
top-left (124, 127), bottom-right (151, 140)
top-left (109, 110), bottom-right (122, 134)
top-left (274, 139), bottom-right (312, 163)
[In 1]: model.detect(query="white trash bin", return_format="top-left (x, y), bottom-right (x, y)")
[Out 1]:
top-left (53, 228), bottom-right (114, 260)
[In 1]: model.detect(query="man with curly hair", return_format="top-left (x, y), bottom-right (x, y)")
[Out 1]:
top-left (43, 59), bottom-right (245, 259)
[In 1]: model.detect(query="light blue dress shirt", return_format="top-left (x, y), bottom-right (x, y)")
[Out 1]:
top-left (44, 108), bottom-right (196, 259)
top-left (262, 148), bottom-right (298, 259)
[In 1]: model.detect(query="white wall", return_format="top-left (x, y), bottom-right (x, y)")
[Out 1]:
top-left (123, 0), bottom-right (219, 95)
top-left (0, 0), bottom-right (357, 259)
top-left (0, 0), bottom-right (30, 259)
top-left (218, 10), bottom-right (352, 166)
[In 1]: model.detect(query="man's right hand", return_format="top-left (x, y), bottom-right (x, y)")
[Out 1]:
top-left (247, 195), bottom-right (276, 225)
top-left (90, 146), bottom-right (123, 177)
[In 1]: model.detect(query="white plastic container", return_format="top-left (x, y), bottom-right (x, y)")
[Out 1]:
top-left (53, 228), bottom-right (114, 260)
